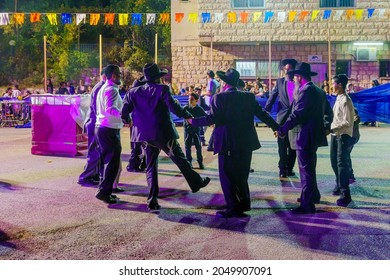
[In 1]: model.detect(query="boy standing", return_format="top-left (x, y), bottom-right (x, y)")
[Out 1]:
top-left (184, 92), bottom-right (207, 169)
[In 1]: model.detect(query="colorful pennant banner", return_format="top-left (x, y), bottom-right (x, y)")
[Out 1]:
top-left (0, 9), bottom-right (386, 27)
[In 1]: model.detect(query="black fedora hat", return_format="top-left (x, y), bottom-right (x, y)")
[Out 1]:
top-left (281, 58), bottom-right (297, 68)
top-left (287, 62), bottom-right (317, 77)
top-left (142, 63), bottom-right (168, 82)
top-left (237, 79), bottom-right (245, 89)
top-left (216, 68), bottom-right (240, 87)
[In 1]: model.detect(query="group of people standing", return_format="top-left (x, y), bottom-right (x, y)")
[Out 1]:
top-left (77, 59), bottom-right (358, 218)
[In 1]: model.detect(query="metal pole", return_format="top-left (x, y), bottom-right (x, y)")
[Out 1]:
top-left (210, 33), bottom-right (213, 70)
top-left (155, 33), bottom-right (158, 64)
top-left (269, 37), bottom-right (272, 88)
top-left (44, 35), bottom-right (47, 93)
top-left (99, 34), bottom-right (102, 78)
top-left (328, 23), bottom-right (332, 83)
top-left (15, 0), bottom-right (17, 12)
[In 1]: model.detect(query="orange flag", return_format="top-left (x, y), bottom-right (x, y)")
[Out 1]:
top-left (30, 13), bottom-right (41, 23)
top-left (90, 14), bottom-right (100, 25)
top-left (13, 13), bottom-right (25, 25)
top-left (175, 13), bottom-right (184, 23)
top-left (104, 13), bottom-right (115, 25)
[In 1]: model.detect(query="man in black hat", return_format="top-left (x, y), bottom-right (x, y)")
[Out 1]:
top-left (265, 58), bottom-right (298, 178)
top-left (278, 62), bottom-right (333, 214)
top-left (189, 68), bottom-right (279, 218)
top-left (121, 63), bottom-right (210, 210)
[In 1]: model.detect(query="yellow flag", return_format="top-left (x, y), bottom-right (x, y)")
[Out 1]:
top-left (355, 9), bottom-right (364, 20)
top-left (188, 13), bottom-right (198, 23)
top-left (311, 10), bottom-right (320, 21)
top-left (13, 13), bottom-right (25, 25)
top-left (47, 13), bottom-right (58, 25)
top-left (288, 11), bottom-right (297, 22)
top-left (118, 14), bottom-right (128, 25)
top-left (90, 14), bottom-right (100, 25)
top-left (227, 12), bottom-right (237, 23)
top-left (253, 12), bottom-right (262, 22)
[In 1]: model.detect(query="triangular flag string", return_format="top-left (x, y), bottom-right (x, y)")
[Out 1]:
top-left (104, 13), bottom-right (115, 25)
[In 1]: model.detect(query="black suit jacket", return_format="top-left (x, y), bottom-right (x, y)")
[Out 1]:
top-left (121, 82), bottom-right (192, 143)
top-left (265, 77), bottom-right (292, 125)
top-left (193, 88), bottom-right (279, 154)
top-left (280, 82), bottom-right (333, 150)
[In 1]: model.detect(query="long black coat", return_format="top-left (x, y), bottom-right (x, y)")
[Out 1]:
top-left (121, 82), bottom-right (192, 143)
top-left (193, 88), bottom-right (279, 154)
top-left (280, 82), bottom-right (333, 150)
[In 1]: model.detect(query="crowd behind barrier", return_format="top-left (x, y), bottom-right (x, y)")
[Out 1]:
top-left (2, 85), bottom-right (390, 129)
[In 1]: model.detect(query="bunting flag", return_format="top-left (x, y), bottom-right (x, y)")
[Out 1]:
top-left (288, 11), bottom-right (296, 22)
top-left (104, 13), bottom-right (115, 25)
top-left (252, 12), bottom-right (261, 22)
top-left (240, 12), bottom-right (248, 23)
top-left (227, 12), bottom-right (237, 23)
top-left (146, 13), bottom-right (156, 25)
top-left (214, 13), bottom-right (223, 23)
top-left (201, 12), bottom-right (211, 23)
top-left (277, 12), bottom-right (286, 23)
top-left (323, 10), bottom-right (332, 20)
top-left (0, 13), bottom-right (10, 25)
top-left (356, 9), bottom-right (364, 20)
top-left (334, 10), bottom-right (344, 21)
top-left (61, 13), bottom-right (72, 24)
top-left (47, 13), bottom-right (58, 25)
top-left (132, 13), bottom-right (142, 25)
top-left (118, 13), bottom-right (128, 25)
top-left (76, 14), bottom-right (86, 25)
top-left (159, 13), bottom-right (170, 24)
top-left (346, 10), bottom-right (354, 20)
top-left (90, 13), bottom-right (100, 25)
top-left (299, 11), bottom-right (309, 21)
top-left (13, 13), bottom-right (25, 25)
top-left (311, 10), bottom-right (320, 21)
top-left (188, 13), bottom-right (198, 23)
top-left (378, 9), bottom-right (386, 18)
top-left (264, 11), bottom-right (274, 23)
top-left (368, 8), bottom-right (375, 18)
top-left (0, 9), bottom-right (388, 27)
top-left (175, 13), bottom-right (184, 23)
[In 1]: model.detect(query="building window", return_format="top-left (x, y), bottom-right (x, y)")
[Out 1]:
top-left (235, 60), bottom-right (279, 78)
top-left (379, 60), bottom-right (390, 77)
top-left (232, 0), bottom-right (265, 9)
top-left (335, 60), bottom-right (351, 77)
top-left (320, 0), bottom-right (354, 8)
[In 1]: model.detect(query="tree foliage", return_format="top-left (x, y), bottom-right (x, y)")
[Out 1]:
top-left (0, 0), bottom-right (170, 87)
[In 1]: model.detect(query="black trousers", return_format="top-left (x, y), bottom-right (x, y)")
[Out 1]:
top-left (95, 126), bottom-right (122, 196)
top-left (277, 136), bottom-right (296, 173)
top-left (330, 134), bottom-right (352, 198)
top-left (218, 150), bottom-right (252, 212)
top-left (144, 139), bottom-right (204, 205)
top-left (184, 131), bottom-right (203, 164)
top-left (128, 141), bottom-right (145, 170)
top-left (297, 148), bottom-right (321, 209)
top-left (79, 120), bottom-right (100, 181)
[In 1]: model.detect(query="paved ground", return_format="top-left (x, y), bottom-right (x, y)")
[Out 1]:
top-left (0, 124), bottom-right (389, 260)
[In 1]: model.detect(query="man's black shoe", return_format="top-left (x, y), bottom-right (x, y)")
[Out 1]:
top-left (279, 172), bottom-right (287, 178)
top-left (206, 147), bottom-right (213, 152)
top-left (290, 206), bottom-right (315, 214)
top-left (78, 178), bottom-right (99, 186)
top-left (336, 197), bottom-right (352, 207)
top-left (147, 202), bottom-right (161, 210)
top-left (192, 177), bottom-right (210, 193)
top-left (96, 192), bottom-right (117, 204)
top-left (286, 170), bottom-right (296, 177)
top-left (126, 165), bottom-right (144, 173)
top-left (112, 187), bottom-right (125, 193)
top-left (297, 197), bottom-right (320, 204)
top-left (198, 162), bottom-right (205, 170)
top-left (216, 210), bottom-right (249, 218)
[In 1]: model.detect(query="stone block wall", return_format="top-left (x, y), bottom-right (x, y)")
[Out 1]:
top-left (172, 0), bottom-right (390, 90)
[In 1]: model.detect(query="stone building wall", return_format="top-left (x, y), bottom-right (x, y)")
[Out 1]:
top-left (172, 0), bottom-right (390, 91)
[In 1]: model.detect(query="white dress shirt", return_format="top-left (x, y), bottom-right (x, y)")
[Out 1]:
top-left (331, 93), bottom-right (354, 137)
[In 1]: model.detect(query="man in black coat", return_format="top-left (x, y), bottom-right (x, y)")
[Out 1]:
top-left (121, 63), bottom-right (210, 210)
top-left (278, 63), bottom-right (333, 214)
top-left (190, 68), bottom-right (279, 218)
top-left (265, 58), bottom-right (297, 178)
